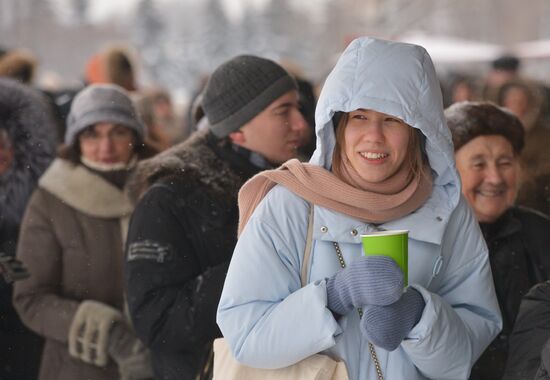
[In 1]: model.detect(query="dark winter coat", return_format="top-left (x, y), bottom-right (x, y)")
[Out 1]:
top-left (469, 207), bottom-right (550, 380)
top-left (14, 159), bottom-right (135, 380)
top-left (502, 281), bottom-right (550, 380)
top-left (125, 130), bottom-right (264, 380)
top-left (0, 78), bottom-right (55, 380)
top-left (537, 338), bottom-right (550, 380)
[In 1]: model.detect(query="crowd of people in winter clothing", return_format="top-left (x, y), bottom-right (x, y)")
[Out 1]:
top-left (1, 36), bottom-right (550, 380)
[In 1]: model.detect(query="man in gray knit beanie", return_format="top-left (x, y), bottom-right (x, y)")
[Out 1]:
top-left (202, 55), bottom-right (297, 137)
top-left (124, 55), bottom-right (307, 380)
top-left (200, 54), bottom-right (308, 165)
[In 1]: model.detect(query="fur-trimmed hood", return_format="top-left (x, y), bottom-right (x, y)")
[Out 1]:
top-left (127, 130), bottom-right (249, 204)
top-left (0, 78), bottom-right (56, 230)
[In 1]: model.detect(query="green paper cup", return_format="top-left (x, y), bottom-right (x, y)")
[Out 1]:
top-left (361, 230), bottom-right (408, 286)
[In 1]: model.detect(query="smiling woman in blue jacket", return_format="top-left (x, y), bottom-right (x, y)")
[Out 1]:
top-left (217, 37), bottom-right (502, 380)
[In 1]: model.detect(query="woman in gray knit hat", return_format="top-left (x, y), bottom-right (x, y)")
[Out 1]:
top-left (14, 84), bottom-right (156, 380)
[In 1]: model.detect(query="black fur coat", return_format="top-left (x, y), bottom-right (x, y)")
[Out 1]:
top-left (0, 78), bottom-right (55, 380)
top-left (125, 130), bottom-right (263, 380)
top-left (0, 78), bottom-right (56, 255)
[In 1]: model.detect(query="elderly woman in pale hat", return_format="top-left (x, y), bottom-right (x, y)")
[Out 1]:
top-left (14, 84), bottom-right (155, 380)
top-left (446, 101), bottom-right (550, 380)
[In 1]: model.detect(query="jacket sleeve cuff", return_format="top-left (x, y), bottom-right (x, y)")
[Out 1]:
top-left (403, 284), bottom-right (435, 342)
top-left (400, 283), bottom-right (488, 379)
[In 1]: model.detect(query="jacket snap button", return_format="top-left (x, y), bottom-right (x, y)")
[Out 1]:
top-left (433, 256), bottom-right (443, 276)
top-left (320, 226), bottom-right (328, 233)
top-left (350, 229), bottom-right (358, 236)
top-left (436, 216), bottom-right (443, 222)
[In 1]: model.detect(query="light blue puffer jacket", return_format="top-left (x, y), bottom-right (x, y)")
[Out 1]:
top-left (217, 37), bottom-right (502, 380)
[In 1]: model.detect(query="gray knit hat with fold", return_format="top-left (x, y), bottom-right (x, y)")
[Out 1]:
top-left (65, 83), bottom-right (145, 145)
top-left (202, 55), bottom-right (297, 138)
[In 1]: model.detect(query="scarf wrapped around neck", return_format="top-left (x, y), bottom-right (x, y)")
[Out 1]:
top-left (238, 157), bottom-right (433, 236)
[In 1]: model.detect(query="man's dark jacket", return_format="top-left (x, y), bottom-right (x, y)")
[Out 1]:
top-left (503, 281), bottom-right (550, 380)
top-left (125, 130), bottom-right (264, 380)
top-left (469, 207), bottom-right (550, 380)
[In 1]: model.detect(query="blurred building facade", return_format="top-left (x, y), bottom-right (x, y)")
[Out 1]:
top-left (1, 0), bottom-right (550, 94)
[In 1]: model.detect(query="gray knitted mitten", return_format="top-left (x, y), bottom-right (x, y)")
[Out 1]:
top-left (326, 256), bottom-right (404, 316)
top-left (361, 287), bottom-right (425, 351)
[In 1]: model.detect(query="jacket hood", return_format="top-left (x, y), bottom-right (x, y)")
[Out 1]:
top-left (311, 37), bottom-right (460, 211)
top-left (0, 78), bottom-right (55, 230)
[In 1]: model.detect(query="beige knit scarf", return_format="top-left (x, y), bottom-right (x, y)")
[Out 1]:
top-left (237, 155), bottom-right (433, 236)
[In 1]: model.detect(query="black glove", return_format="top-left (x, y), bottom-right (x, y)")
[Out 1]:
top-left (0, 252), bottom-right (30, 283)
top-left (108, 322), bottom-right (154, 380)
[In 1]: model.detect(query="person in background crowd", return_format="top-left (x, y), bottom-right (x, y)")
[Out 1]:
top-left (497, 79), bottom-right (547, 132)
top-left (445, 101), bottom-right (550, 380)
top-left (0, 77), bottom-right (56, 380)
top-left (0, 46), bottom-right (83, 145)
top-left (443, 73), bottom-right (479, 108)
top-left (280, 59), bottom-right (317, 160)
top-left (480, 55), bottom-right (521, 103)
top-left (0, 49), bottom-right (37, 85)
top-left (217, 37), bottom-right (500, 380)
top-left (124, 54), bottom-right (308, 380)
top-left (14, 84), bottom-right (156, 380)
top-left (85, 46), bottom-right (138, 92)
top-left (495, 80), bottom-right (550, 216)
top-left (133, 88), bottom-right (186, 151)
top-left (184, 74), bottom-right (209, 135)
top-left (189, 92), bottom-right (211, 133)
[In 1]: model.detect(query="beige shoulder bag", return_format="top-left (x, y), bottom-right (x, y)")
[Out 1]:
top-left (212, 204), bottom-right (350, 380)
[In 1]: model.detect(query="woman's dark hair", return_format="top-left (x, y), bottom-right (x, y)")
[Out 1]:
top-left (56, 142), bottom-right (81, 163)
top-left (492, 55), bottom-right (520, 71)
top-left (445, 101), bottom-right (525, 154)
top-left (57, 126), bottom-right (157, 164)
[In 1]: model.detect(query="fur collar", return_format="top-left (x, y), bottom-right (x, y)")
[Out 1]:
top-left (127, 130), bottom-right (250, 203)
top-left (39, 159), bottom-right (133, 218)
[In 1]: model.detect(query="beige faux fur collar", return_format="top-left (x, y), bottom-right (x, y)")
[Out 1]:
top-left (39, 159), bottom-right (134, 218)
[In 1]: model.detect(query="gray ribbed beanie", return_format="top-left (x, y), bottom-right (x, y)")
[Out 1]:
top-left (65, 83), bottom-right (145, 145)
top-left (202, 55), bottom-right (297, 138)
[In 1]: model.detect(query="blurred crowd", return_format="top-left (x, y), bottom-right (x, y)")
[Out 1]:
top-left (0, 38), bottom-right (550, 380)
top-left (441, 55), bottom-right (550, 216)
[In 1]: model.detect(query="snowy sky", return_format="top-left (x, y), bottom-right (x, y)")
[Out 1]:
top-left (86, 0), bottom-right (272, 23)
top-left (47, 0), bottom-right (331, 25)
